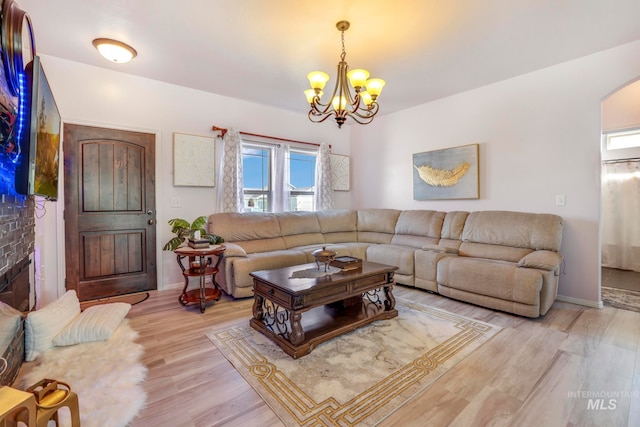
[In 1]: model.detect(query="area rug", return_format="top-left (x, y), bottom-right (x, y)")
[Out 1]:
top-left (22, 319), bottom-right (147, 427)
top-left (602, 286), bottom-right (640, 313)
top-left (206, 299), bottom-right (501, 426)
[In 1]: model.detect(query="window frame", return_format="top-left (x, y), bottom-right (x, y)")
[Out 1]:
top-left (241, 140), bottom-right (319, 213)
top-left (288, 147), bottom-right (317, 212)
top-left (242, 142), bottom-right (273, 212)
top-left (606, 129), bottom-right (640, 151)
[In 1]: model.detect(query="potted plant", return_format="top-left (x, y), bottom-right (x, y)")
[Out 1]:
top-left (162, 216), bottom-right (224, 251)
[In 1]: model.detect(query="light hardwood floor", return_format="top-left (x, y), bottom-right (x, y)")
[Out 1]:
top-left (43, 287), bottom-right (640, 426)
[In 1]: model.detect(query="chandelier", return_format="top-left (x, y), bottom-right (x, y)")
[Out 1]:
top-left (305, 21), bottom-right (385, 128)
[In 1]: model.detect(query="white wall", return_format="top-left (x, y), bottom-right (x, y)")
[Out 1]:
top-left (350, 40), bottom-right (640, 306)
top-left (36, 55), bottom-right (351, 305)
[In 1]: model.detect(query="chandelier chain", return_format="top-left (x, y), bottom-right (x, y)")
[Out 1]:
top-left (340, 30), bottom-right (346, 61)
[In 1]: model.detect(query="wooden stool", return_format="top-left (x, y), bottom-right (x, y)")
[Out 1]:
top-left (0, 386), bottom-right (37, 427)
top-left (25, 379), bottom-right (81, 427)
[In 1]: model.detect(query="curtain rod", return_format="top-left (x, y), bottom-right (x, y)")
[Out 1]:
top-left (211, 125), bottom-right (330, 149)
top-left (602, 157), bottom-right (640, 164)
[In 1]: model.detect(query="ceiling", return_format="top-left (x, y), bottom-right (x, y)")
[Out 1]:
top-left (17, 0), bottom-right (640, 117)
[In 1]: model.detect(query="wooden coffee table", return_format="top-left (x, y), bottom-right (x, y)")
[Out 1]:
top-left (250, 261), bottom-right (398, 358)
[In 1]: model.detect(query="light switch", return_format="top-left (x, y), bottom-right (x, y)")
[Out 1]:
top-left (555, 194), bottom-right (566, 206)
top-left (170, 197), bottom-right (181, 208)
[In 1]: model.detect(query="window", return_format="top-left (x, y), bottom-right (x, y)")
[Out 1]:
top-left (242, 144), bottom-right (271, 212)
top-left (241, 143), bottom-right (317, 212)
top-left (607, 130), bottom-right (640, 150)
top-left (289, 150), bottom-right (316, 211)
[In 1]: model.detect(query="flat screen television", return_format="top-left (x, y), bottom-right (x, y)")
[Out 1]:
top-left (15, 55), bottom-right (61, 200)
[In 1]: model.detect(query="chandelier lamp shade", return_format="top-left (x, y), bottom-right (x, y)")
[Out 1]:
top-left (305, 21), bottom-right (385, 128)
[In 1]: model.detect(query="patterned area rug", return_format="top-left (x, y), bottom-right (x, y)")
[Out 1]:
top-left (602, 286), bottom-right (640, 313)
top-left (207, 299), bottom-right (501, 426)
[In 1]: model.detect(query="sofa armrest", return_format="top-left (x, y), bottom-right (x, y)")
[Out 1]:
top-left (422, 244), bottom-right (459, 255)
top-left (518, 250), bottom-right (562, 273)
top-left (222, 242), bottom-right (248, 257)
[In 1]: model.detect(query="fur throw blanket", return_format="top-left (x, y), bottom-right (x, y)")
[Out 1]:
top-left (23, 319), bottom-right (147, 427)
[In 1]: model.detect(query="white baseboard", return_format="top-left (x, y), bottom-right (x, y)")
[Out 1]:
top-left (161, 282), bottom-right (183, 291)
top-left (556, 294), bottom-right (603, 309)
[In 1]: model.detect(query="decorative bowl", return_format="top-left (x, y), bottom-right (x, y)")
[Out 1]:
top-left (312, 246), bottom-right (337, 272)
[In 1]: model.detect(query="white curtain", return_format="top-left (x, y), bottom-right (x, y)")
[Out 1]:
top-left (272, 144), bottom-right (291, 212)
top-left (216, 127), bottom-right (244, 213)
top-left (314, 143), bottom-right (334, 211)
top-left (601, 160), bottom-right (640, 271)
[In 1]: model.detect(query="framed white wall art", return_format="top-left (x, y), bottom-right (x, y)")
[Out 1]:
top-left (330, 154), bottom-right (350, 191)
top-left (173, 132), bottom-right (216, 187)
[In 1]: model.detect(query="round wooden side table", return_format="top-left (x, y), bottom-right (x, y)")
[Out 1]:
top-left (174, 245), bottom-right (226, 313)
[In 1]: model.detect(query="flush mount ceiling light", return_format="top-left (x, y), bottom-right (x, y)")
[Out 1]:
top-left (92, 38), bottom-right (137, 63)
top-left (305, 21), bottom-right (385, 128)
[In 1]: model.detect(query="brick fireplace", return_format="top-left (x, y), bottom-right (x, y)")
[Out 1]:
top-left (0, 192), bottom-right (35, 310)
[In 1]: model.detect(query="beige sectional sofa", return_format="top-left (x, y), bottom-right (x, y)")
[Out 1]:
top-left (207, 209), bottom-right (563, 317)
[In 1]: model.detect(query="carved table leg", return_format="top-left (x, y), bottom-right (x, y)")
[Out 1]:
top-left (289, 311), bottom-right (304, 345)
top-left (384, 284), bottom-right (396, 311)
top-left (253, 294), bottom-right (264, 321)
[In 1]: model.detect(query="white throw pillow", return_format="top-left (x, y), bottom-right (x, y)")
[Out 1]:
top-left (25, 290), bottom-right (81, 361)
top-left (53, 302), bottom-right (131, 347)
top-left (0, 301), bottom-right (22, 355)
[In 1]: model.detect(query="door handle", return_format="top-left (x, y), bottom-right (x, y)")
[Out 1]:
top-left (147, 210), bottom-right (154, 215)
top-left (148, 219), bottom-right (155, 225)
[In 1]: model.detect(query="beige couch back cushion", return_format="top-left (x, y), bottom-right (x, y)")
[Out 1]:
top-left (276, 212), bottom-right (325, 248)
top-left (391, 210), bottom-right (445, 248)
top-left (207, 212), bottom-right (286, 253)
top-left (357, 209), bottom-right (402, 244)
top-left (317, 210), bottom-right (358, 243)
top-left (462, 211), bottom-right (563, 251)
top-left (441, 211), bottom-right (469, 240)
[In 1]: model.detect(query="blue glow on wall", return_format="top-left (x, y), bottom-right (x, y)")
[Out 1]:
top-left (0, 68), bottom-right (22, 196)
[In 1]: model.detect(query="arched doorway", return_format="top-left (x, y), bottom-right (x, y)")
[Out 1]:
top-left (600, 78), bottom-right (640, 311)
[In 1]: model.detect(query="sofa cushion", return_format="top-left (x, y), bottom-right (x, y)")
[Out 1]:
top-left (233, 238), bottom-right (287, 254)
top-left (208, 212), bottom-right (285, 252)
top-left (357, 209), bottom-right (402, 244)
top-left (391, 210), bottom-right (445, 248)
top-left (459, 242), bottom-right (533, 263)
top-left (462, 211), bottom-right (563, 251)
top-left (227, 250), bottom-right (309, 290)
top-left (422, 244), bottom-right (459, 254)
top-left (277, 211), bottom-right (321, 235)
top-left (441, 211), bottom-right (469, 240)
top-left (220, 242), bottom-right (247, 257)
top-left (317, 209), bottom-right (357, 233)
top-left (25, 290), bottom-right (81, 361)
top-left (437, 257), bottom-right (542, 306)
top-left (366, 244), bottom-right (415, 276)
top-left (317, 210), bottom-right (358, 243)
top-left (277, 212), bottom-right (325, 249)
top-left (518, 250), bottom-right (563, 272)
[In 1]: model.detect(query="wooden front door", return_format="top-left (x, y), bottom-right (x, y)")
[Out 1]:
top-left (64, 124), bottom-right (156, 301)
